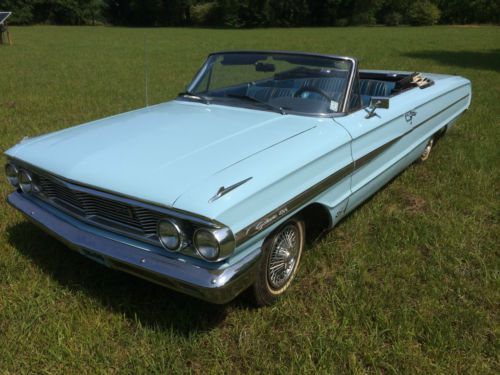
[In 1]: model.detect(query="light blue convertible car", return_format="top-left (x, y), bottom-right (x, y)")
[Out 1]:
top-left (5, 51), bottom-right (471, 305)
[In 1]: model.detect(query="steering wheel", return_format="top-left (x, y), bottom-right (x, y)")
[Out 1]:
top-left (294, 86), bottom-right (331, 101)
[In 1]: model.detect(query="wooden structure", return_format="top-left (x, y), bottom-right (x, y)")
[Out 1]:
top-left (0, 12), bottom-right (12, 45)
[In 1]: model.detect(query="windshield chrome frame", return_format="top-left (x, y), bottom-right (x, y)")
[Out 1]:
top-left (184, 50), bottom-right (357, 117)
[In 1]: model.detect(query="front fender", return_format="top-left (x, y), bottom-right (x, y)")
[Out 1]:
top-left (174, 119), bottom-right (353, 250)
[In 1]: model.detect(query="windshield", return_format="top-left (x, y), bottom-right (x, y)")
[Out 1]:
top-left (182, 52), bottom-right (354, 116)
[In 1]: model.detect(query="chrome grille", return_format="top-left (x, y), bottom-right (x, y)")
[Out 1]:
top-left (39, 176), bottom-right (82, 209)
top-left (35, 174), bottom-right (162, 239)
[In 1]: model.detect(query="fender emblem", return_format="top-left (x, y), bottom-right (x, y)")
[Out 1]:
top-left (405, 111), bottom-right (417, 122)
top-left (247, 207), bottom-right (289, 235)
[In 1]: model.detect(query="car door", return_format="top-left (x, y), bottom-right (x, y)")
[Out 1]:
top-left (334, 83), bottom-right (417, 212)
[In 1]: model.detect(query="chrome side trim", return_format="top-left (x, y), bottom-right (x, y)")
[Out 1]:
top-left (235, 94), bottom-right (470, 246)
top-left (235, 162), bottom-right (353, 245)
top-left (354, 137), bottom-right (399, 171)
top-left (209, 177), bottom-right (253, 203)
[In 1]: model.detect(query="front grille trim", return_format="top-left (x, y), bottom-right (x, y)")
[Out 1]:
top-left (34, 173), bottom-right (163, 245)
top-left (8, 157), bottom-right (227, 255)
top-left (11, 158), bottom-right (221, 225)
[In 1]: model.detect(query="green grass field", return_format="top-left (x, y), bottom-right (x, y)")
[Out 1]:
top-left (0, 26), bottom-right (498, 373)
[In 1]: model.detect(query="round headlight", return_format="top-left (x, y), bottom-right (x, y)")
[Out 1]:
top-left (194, 229), bottom-right (220, 261)
top-left (19, 170), bottom-right (33, 193)
top-left (5, 163), bottom-right (19, 187)
top-left (157, 219), bottom-right (183, 251)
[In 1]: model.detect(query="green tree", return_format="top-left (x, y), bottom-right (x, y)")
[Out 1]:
top-left (349, 0), bottom-right (384, 25)
top-left (163, 0), bottom-right (191, 26)
top-left (269, 0), bottom-right (311, 27)
top-left (384, 11), bottom-right (402, 26)
top-left (435, 0), bottom-right (499, 24)
top-left (238, 0), bottom-right (272, 27)
top-left (190, 1), bottom-right (218, 26)
top-left (407, 0), bottom-right (440, 26)
top-left (2, 0), bottom-right (499, 27)
top-left (81, 0), bottom-right (105, 25)
top-left (309, 0), bottom-right (342, 26)
top-left (0, 0), bottom-right (34, 24)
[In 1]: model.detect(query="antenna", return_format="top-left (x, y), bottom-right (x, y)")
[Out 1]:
top-left (144, 35), bottom-right (149, 107)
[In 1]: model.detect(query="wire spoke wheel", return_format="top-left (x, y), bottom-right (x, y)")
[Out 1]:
top-left (252, 217), bottom-right (305, 306)
top-left (267, 224), bottom-right (300, 289)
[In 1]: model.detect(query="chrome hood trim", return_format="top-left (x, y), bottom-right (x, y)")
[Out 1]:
top-left (209, 177), bottom-right (253, 203)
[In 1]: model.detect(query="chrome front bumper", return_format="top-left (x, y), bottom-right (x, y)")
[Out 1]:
top-left (7, 192), bottom-right (261, 304)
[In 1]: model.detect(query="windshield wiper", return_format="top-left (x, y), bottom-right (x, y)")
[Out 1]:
top-left (178, 91), bottom-right (211, 104)
top-left (225, 93), bottom-right (287, 115)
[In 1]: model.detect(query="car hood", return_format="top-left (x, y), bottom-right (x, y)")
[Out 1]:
top-left (6, 100), bottom-right (316, 209)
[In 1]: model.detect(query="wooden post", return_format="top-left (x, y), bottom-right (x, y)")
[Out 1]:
top-left (0, 21), bottom-right (12, 45)
top-left (5, 21), bottom-right (11, 45)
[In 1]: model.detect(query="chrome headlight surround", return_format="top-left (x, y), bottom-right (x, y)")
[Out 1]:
top-left (5, 162), bottom-right (19, 187)
top-left (19, 169), bottom-right (33, 193)
top-left (194, 227), bottom-right (235, 262)
top-left (157, 218), bottom-right (186, 252)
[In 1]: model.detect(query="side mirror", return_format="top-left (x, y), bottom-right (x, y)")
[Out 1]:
top-left (365, 97), bottom-right (389, 118)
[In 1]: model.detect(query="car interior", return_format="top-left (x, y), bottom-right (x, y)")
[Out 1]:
top-left (214, 72), bottom-right (430, 114)
top-left (190, 55), bottom-right (434, 115)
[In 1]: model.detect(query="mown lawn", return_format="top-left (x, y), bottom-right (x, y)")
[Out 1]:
top-left (0, 26), bottom-right (498, 373)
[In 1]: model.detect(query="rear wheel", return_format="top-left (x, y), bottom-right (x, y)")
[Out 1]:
top-left (420, 137), bottom-right (434, 161)
top-left (252, 218), bottom-right (305, 306)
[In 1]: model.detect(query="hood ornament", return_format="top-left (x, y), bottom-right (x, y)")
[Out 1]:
top-left (209, 177), bottom-right (252, 203)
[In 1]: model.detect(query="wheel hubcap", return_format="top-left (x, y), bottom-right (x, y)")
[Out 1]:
top-left (421, 138), bottom-right (434, 161)
top-left (267, 224), bottom-right (299, 290)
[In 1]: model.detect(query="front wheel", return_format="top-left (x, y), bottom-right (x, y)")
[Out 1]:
top-left (252, 218), bottom-right (305, 306)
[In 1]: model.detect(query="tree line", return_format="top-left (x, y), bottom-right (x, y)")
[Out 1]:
top-left (1, 0), bottom-right (498, 27)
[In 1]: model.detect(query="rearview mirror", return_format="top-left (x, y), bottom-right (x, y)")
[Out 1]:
top-left (366, 97), bottom-right (389, 118)
top-left (255, 62), bottom-right (276, 72)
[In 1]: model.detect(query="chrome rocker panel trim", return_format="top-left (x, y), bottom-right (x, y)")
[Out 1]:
top-left (8, 191), bottom-right (260, 304)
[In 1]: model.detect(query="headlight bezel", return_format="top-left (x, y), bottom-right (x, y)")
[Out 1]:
top-left (157, 218), bottom-right (185, 252)
top-left (157, 219), bottom-right (236, 262)
top-left (194, 227), bottom-right (235, 262)
top-left (19, 169), bottom-right (33, 193)
top-left (5, 162), bottom-right (19, 187)
top-left (194, 229), bottom-right (220, 260)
